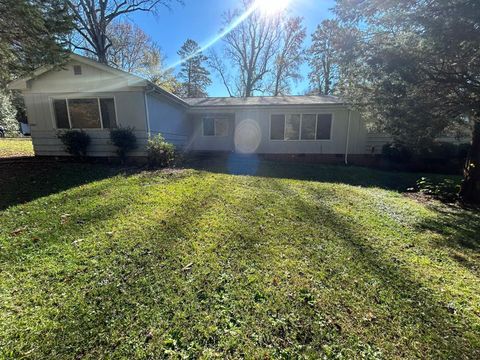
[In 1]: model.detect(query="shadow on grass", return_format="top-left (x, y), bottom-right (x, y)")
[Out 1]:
top-left (185, 153), bottom-right (460, 192)
top-left (416, 204), bottom-right (480, 276)
top-left (269, 180), bottom-right (479, 358)
top-left (40, 174), bottom-right (227, 359)
top-left (1, 160), bottom-right (478, 358)
top-left (0, 159), bottom-right (137, 211)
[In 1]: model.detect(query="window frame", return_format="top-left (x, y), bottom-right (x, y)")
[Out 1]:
top-left (50, 96), bottom-right (118, 130)
top-left (269, 112), bottom-right (334, 141)
top-left (202, 117), bottom-right (229, 137)
top-left (315, 113), bottom-right (334, 140)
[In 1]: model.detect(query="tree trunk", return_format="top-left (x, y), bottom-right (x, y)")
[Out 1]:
top-left (97, 49), bottom-right (108, 64)
top-left (459, 118), bottom-right (480, 203)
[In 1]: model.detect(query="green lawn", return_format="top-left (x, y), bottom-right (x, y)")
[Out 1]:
top-left (0, 160), bottom-right (479, 359)
top-left (0, 138), bottom-right (34, 158)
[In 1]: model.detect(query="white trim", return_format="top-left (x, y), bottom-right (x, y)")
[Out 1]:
top-left (65, 99), bottom-right (72, 129)
top-left (97, 98), bottom-right (104, 130)
top-left (345, 110), bottom-right (352, 165)
top-left (300, 114), bottom-right (317, 141)
top-left (144, 91), bottom-right (152, 136)
top-left (316, 113), bottom-right (334, 140)
top-left (269, 114), bottom-right (286, 141)
top-left (202, 117), bottom-right (229, 137)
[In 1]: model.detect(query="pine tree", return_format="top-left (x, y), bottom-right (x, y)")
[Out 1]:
top-left (177, 40), bottom-right (211, 98)
top-left (307, 20), bottom-right (340, 95)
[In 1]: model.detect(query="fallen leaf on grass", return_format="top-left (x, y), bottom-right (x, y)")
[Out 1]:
top-left (11, 226), bottom-right (28, 236)
top-left (61, 214), bottom-right (71, 224)
top-left (182, 262), bottom-right (193, 272)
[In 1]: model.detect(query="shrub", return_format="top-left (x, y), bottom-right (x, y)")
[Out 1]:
top-left (146, 134), bottom-right (176, 167)
top-left (110, 127), bottom-right (138, 161)
top-left (382, 143), bottom-right (413, 163)
top-left (418, 142), bottom-right (458, 160)
top-left (58, 130), bottom-right (91, 158)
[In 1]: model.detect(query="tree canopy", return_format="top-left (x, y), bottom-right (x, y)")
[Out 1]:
top-left (333, 0), bottom-right (480, 202)
top-left (0, 0), bottom-right (72, 83)
top-left (210, 0), bottom-right (306, 97)
top-left (67, 0), bottom-right (181, 64)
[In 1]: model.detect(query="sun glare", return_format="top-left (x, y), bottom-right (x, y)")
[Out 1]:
top-left (255, 0), bottom-right (291, 15)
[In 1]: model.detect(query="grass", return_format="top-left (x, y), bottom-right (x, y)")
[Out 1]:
top-left (0, 159), bottom-right (479, 359)
top-left (0, 138), bottom-right (34, 158)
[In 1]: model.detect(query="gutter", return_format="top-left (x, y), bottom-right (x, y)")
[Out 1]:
top-left (345, 109), bottom-right (352, 165)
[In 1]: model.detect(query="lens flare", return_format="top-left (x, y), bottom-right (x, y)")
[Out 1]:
top-left (256, 0), bottom-right (291, 16)
top-left (164, 0), bottom-right (292, 72)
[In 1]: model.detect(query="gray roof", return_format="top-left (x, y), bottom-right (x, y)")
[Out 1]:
top-left (184, 95), bottom-right (343, 107)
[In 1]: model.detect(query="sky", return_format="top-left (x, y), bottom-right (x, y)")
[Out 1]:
top-left (129, 0), bottom-right (336, 97)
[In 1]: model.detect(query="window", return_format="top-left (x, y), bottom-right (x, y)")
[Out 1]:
top-left (68, 98), bottom-right (101, 128)
top-left (301, 114), bottom-right (316, 140)
top-left (316, 114), bottom-right (332, 140)
top-left (270, 114), bottom-right (285, 140)
top-left (100, 98), bottom-right (117, 129)
top-left (203, 118), bottom-right (228, 136)
top-left (73, 65), bottom-right (82, 75)
top-left (270, 113), bottom-right (332, 141)
top-left (53, 99), bottom-right (69, 129)
top-left (52, 97), bottom-right (117, 129)
top-left (203, 118), bottom-right (215, 136)
top-left (285, 114), bottom-right (301, 140)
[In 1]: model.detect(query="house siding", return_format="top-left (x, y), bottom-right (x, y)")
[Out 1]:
top-left (15, 56), bottom-right (470, 160)
top-left (188, 106), bottom-right (367, 155)
top-left (188, 113), bottom-right (236, 152)
top-left (146, 92), bottom-right (190, 149)
top-left (23, 91), bottom-right (148, 157)
top-left (19, 60), bottom-right (149, 157)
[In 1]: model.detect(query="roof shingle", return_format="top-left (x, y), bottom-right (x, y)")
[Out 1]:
top-left (184, 95), bottom-right (343, 107)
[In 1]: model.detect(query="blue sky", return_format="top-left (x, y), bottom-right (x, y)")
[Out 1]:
top-left (129, 0), bottom-right (336, 96)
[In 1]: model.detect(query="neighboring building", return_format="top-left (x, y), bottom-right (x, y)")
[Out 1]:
top-left (7, 54), bottom-right (466, 163)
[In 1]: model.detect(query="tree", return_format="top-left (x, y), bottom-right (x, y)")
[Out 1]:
top-left (0, 89), bottom-right (18, 136)
top-left (270, 17), bottom-right (306, 96)
top-left (0, 0), bottom-right (72, 83)
top-left (307, 19), bottom-right (341, 95)
top-left (106, 22), bottom-right (157, 73)
top-left (149, 68), bottom-right (182, 95)
top-left (104, 21), bottom-right (166, 78)
top-left (0, 0), bottom-right (72, 135)
top-left (177, 39), bottom-right (211, 98)
top-left (66, 0), bottom-right (180, 64)
top-left (84, 21), bottom-right (180, 94)
top-left (334, 0), bottom-right (480, 203)
top-left (212, 0), bottom-right (282, 97)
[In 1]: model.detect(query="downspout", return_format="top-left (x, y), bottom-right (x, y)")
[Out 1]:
top-left (144, 86), bottom-right (155, 137)
top-left (344, 109), bottom-right (352, 165)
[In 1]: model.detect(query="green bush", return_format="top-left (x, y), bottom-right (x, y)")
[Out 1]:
top-left (382, 143), bottom-right (413, 163)
top-left (110, 127), bottom-right (138, 161)
top-left (418, 142), bottom-right (458, 160)
top-left (146, 134), bottom-right (176, 167)
top-left (58, 130), bottom-right (91, 158)
top-left (383, 142), bottom-right (471, 165)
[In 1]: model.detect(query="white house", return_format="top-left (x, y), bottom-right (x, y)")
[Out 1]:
top-left (7, 54), bottom-right (439, 163)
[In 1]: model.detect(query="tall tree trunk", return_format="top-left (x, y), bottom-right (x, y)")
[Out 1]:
top-left (460, 118), bottom-right (480, 203)
top-left (96, 48), bottom-right (108, 64)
